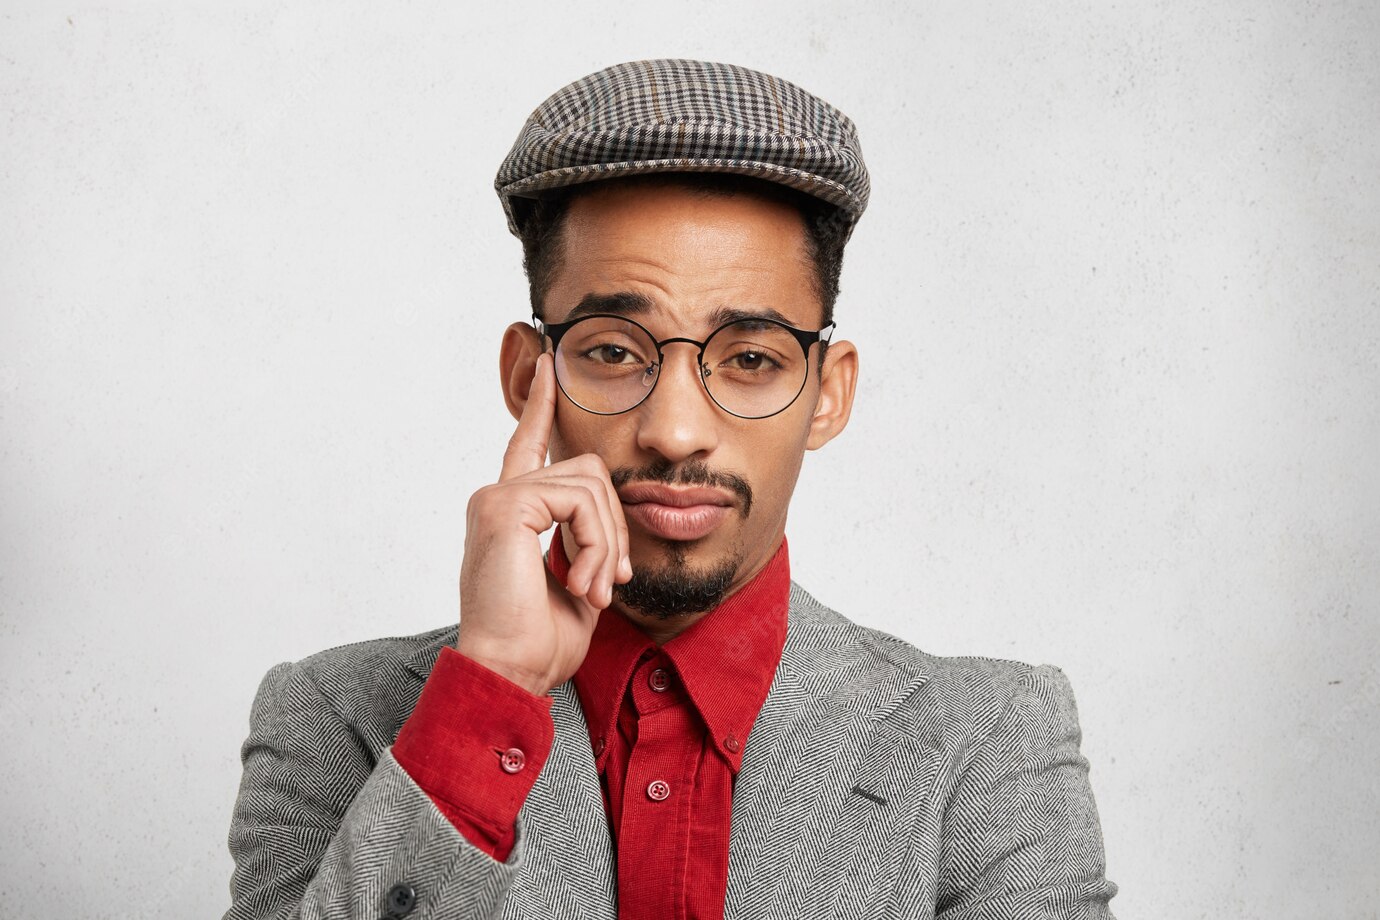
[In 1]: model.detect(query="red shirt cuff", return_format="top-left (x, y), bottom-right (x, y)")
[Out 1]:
top-left (393, 646), bottom-right (555, 860)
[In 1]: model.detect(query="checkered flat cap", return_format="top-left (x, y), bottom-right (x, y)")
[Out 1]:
top-left (495, 59), bottom-right (869, 237)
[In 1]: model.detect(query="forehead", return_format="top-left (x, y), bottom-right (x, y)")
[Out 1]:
top-left (543, 181), bottom-right (822, 331)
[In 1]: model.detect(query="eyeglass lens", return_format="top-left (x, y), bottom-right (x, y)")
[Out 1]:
top-left (551, 316), bottom-right (813, 418)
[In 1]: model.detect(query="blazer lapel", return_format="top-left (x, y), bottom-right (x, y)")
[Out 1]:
top-left (503, 682), bottom-right (617, 920)
top-left (724, 586), bottom-right (930, 919)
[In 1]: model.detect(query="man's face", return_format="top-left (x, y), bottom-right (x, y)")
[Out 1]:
top-left (505, 181), bottom-right (857, 625)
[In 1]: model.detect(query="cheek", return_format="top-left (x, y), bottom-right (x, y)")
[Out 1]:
top-left (546, 396), bottom-right (587, 462)
top-left (549, 402), bottom-right (634, 464)
top-left (739, 421), bottom-right (812, 511)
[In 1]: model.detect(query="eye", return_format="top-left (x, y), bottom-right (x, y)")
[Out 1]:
top-left (723, 349), bottom-right (783, 372)
top-left (583, 343), bottom-right (640, 364)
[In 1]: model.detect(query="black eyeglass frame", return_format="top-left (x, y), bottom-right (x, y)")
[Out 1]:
top-left (534, 312), bottom-right (835, 420)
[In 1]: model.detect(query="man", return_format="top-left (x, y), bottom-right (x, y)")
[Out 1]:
top-left (224, 59), bottom-right (1117, 919)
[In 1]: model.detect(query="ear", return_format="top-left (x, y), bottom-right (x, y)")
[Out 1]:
top-left (499, 321), bottom-right (545, 422)
top-left (806, 339), bottom-right (858, 450)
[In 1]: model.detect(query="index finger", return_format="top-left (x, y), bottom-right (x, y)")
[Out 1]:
top-left (500, 352), bottom-right (557, 481)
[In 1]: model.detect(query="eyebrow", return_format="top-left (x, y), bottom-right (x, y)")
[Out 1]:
top-left (565, 291), bottom-right (655, 322)
top-left (704, 305), bottom-right (797, 327)
top-left (562, 293), bottom-right (799, 329)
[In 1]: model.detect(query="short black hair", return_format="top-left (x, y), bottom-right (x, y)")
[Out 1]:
top-left (512, 173), bottom-right (852, 327)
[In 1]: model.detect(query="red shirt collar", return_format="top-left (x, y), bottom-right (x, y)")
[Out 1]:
top-left (548, 526), bottom-right (790, 771)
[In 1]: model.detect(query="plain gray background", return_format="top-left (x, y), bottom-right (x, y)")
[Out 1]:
top-left (2, 1), bottom-right (1377, 916)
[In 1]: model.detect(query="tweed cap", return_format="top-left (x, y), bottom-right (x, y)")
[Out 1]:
top-left (495, 59), bottom-right (869, 237)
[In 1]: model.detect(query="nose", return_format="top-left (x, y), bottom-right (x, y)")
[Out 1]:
top-left (634, 342), bottom-right (721, 463)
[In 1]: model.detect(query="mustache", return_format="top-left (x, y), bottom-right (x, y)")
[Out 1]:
top-left (609, 458), bottom-right (753, 518)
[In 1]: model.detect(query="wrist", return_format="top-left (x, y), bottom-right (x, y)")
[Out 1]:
top-left (453, 642), bottom-right (553, 697)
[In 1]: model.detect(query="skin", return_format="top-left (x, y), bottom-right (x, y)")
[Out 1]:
top-left (457, 182), bottom-right (859, 695)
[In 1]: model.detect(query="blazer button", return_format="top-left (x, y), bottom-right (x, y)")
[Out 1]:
top-left (384, 883), bottom-right (417, 917)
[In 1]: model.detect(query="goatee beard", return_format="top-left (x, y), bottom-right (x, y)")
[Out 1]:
top-left (614, 546), bottom-right (742, 619)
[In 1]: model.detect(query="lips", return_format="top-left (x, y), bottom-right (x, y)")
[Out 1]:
top-left (618, 485), bottom-right (736, 541)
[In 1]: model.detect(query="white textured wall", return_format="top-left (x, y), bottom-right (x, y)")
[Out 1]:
top-left (2, 1), bottom-right (1377, 916)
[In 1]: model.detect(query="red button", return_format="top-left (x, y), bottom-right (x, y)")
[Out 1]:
top-left (499, 747), bottom-right (526, 774)
top-left (593, 737), bottom-right (606, 756)
top-left (648, 668), bottom-right (671, 692)
top-left (646, 779), bottom-right (671, 801)
top-left (724, 735), bottom-right (742, 753)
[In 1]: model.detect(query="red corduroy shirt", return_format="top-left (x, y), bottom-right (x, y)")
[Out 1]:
top-left (394, 529), bottom-right (790, 920)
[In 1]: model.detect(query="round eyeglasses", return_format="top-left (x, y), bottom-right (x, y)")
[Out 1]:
top-left (536, 313), bottom-right (835, 420)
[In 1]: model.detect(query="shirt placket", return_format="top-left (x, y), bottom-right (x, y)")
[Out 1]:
top-left (616, 652), bottom-right (701, 920)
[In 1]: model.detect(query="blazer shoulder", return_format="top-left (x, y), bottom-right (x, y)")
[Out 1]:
top-left (293, 623), bottom-right (457, 682)
top-left (267, 623), bottom-right (458, 751)
top-left (788, 580), bottom-right (1040, 685)
top-left (788, 582), bottom-right (1077, 744)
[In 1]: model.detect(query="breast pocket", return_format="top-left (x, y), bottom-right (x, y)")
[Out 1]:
top-left (801, 728), bottom-right (943, 917)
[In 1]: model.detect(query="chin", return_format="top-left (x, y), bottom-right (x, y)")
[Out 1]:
top-left (615, 525), bottom-right (745, 615)
top-left (616, 549), bottom-right (742, 619)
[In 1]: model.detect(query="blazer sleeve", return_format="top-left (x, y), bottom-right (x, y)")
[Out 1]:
top-left (935, 664), bottom-right (1118, 920)
top-left (223, 659), bottom-right (523, 920)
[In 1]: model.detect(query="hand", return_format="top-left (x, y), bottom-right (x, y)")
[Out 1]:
top-left (456, 353), bottom-right (633, 696)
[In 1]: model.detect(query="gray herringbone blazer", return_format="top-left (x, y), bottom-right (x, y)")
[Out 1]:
top-left (225, 585), bottom-right (1117, 919)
